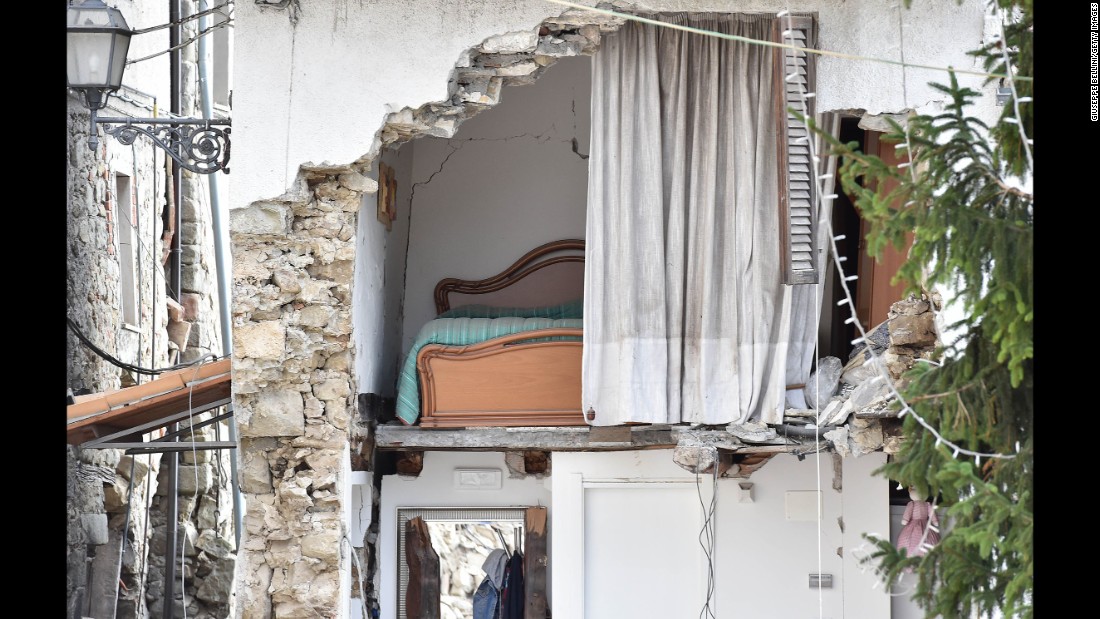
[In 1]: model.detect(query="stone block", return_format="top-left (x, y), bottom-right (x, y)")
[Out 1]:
top-left (313, 378), bottom-right (350, 401)
top-left (241, 390), bottom-right (305, 437)
top-left (234, 321), bottom-right (287, 360)
top-left (231, 202), bottom-right (293, 236)
top-left (81, 513), bottom-right (109, 546)
top-left (480, 30), bottom-right (538, 53)
top-left (888, 312), bottom-right (937, 348)
top-left (178, 464), bottom-right (213, 494)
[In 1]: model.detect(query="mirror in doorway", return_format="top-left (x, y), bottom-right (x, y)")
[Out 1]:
top-left (397, 507), bottom-right (526, 619)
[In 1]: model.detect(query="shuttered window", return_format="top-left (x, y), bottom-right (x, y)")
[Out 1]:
top-left (774, 15), bottom-right (819, 285)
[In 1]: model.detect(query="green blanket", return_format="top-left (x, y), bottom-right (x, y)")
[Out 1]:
top-left (396, 316), bottom-right (583, 425)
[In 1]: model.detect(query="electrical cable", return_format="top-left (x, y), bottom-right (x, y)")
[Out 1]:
top-left (127, 20), bottom-right (234, 66)
top-left (344, 534), bottom-right (371, 619)
top-left (694, 448), bottom-right (719, 619)
top-left (66, 315), bottom-right (224, 376)
top-left (543, 0), bottom-right (1032, 83)
top-left (130, 1), bottom-right (234, 35)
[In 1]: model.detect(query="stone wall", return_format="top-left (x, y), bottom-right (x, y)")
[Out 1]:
top-left (141, 4), bottom-right (238, 617)
top-left (66, 2), bottom-right (235, 615)
top-left (231, 167), bottom-right (365, 618)
top-left (67, 87), bottom-right (171, 618)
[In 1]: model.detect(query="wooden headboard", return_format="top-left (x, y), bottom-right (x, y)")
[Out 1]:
top-left (434, 239), bottom-right (585, 315)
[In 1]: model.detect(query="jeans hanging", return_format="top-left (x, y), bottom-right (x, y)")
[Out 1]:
top-left (473, 577), bottom-right (500, 619)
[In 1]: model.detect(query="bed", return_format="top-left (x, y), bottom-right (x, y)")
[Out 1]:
top-left (396, 239), bottom-right (587, 428)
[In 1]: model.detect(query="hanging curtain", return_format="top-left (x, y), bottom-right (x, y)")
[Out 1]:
top-left (584, 13), bottom-right (792, 426)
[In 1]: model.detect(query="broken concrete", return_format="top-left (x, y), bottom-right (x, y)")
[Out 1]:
top-left (806, 356), bottom-right (843, 409)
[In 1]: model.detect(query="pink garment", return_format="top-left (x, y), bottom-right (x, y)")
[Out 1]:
top-left (897, 500), bottom-right (940, 557)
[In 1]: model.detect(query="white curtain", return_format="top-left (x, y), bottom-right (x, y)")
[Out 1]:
top-left (584, 13), bottom-right (792, 426)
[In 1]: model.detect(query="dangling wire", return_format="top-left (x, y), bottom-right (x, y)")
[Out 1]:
top-left (695, 448), bottom-right (719, 619)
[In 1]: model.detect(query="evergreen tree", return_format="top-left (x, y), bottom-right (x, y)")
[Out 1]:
top-left (813, 1), bottom-right (1033, 616)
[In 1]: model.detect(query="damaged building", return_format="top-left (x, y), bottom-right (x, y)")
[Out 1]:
top-left (68, 1), bottom-right (1005, 618)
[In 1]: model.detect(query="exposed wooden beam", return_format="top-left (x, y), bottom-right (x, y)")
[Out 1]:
top-left (728, 453), bottom-right (778, 479)
top-left (374, 425), bottom-right (814, 454)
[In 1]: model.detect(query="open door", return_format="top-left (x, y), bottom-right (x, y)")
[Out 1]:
top-left (404, 516), bottom-right (441, 619)
top-left (854, 130), bottom-right (915, 332)
top-left (524, 507), bottom-right (548, 618)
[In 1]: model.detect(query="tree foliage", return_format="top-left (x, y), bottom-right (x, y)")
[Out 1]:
top-left (812, 1), bottom-right (1033, 617)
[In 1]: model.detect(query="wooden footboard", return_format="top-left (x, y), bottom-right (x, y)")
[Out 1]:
top-left (416, 328), bottom-right (586, 427)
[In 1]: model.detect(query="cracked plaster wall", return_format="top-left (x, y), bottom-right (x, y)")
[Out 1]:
top-left (399, 55), bottom-right (591, 352)
top-left (232, 0), bottom-right (989, 209)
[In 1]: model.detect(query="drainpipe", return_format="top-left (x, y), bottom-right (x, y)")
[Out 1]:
top-left (197, 0), bottom-right (243, 551)
top-left (163, 2), bottom-right (182, 619)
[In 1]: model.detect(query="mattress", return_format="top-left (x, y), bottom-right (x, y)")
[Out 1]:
top-left (395, 315), bottom-right (583, 425)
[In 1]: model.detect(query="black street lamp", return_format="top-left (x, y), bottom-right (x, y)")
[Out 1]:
top-left (66, 0), bottom-right (231, 174)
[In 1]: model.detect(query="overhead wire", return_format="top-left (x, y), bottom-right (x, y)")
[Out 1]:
top-left (127, 19), bottom-right (234, 66)
top-left (774, 11), bottom-right (829, 617)
top-left (543, 0), bottom-right (1032, 82)
top-left (130, 1), bottom-right (235, 35)
top-left (66, 315), bottom-right (225, 376)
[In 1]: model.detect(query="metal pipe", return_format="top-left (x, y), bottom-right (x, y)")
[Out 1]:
top-left (95, 116), bottom-right (230, 125)
top-left (198, 0), bottom-right (243, 551)
top-left (164, 3), bottom-right (182, 616)
top-left (774, 423), bottom-right (840, 439)
top-left (162, 446), bottom-right (180, 619)
top-left (134, 144), bottom-right (143, 388)
top-left (169, 0), bottom-right (182, 307)
top-left (110, 456), bottom-right (138, 619)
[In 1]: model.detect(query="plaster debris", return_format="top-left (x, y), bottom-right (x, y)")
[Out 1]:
top-left (806, 356), bottom-right (843, 409)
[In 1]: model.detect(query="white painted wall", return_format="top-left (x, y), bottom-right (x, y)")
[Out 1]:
top-left (378, 452), bottom-right (552, 619)
top-left (552, 450), bottom-right (892, 619)
top-left (400, 56), bottom-right (591, 352)
top-left (109, 0), bottom-right (171, 106)
top-left (354, 142), bottom-right (416, 395)
top-left (231, 0), bottom-right (991, 209)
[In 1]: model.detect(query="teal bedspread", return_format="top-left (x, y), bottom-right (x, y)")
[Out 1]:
top-left (396, 315), bottom-right (583, 425)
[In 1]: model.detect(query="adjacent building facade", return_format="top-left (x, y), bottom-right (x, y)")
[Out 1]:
top-left (66, 1), bottom-right (236, 617)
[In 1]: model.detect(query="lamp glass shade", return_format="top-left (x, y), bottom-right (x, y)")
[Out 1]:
top-left (66, 1), bottom-right (132, 90)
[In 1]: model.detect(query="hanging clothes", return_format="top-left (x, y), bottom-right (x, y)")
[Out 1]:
top-left (499, 549), bottom-right (524, 619)
top-left (473, 548), bottom-right (509, 619)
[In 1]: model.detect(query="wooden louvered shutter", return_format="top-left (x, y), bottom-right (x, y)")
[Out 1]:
top-left (774, 15), bottom-right (819, 285)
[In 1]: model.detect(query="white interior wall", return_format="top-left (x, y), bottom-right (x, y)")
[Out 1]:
top-left (400, 56), bottom-right (591, 352)
top-left (552, 450), bottom-right (892, 619)
top-left (378, 452), bottom-right (552, 619)
top-left (354, 142), bottom-right (416, 395)
top-left (353, 179), bottom-right (387, 395)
